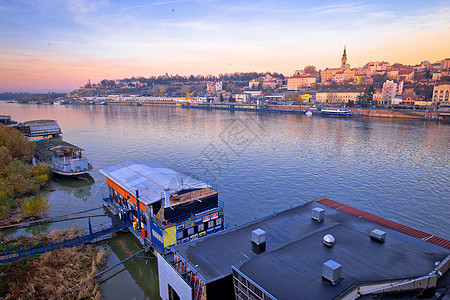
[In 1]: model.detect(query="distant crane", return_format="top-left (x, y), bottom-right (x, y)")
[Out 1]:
top-left (184, 91), bottom-right (196, 104)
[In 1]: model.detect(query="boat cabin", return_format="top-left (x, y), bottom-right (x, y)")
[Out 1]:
top-left (100, 161), bottom-right (224, 253)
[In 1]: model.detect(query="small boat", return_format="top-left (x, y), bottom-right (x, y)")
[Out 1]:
top-left (50, 141), bottom-right (92, 176)
top-left (305, 110), bottom-right (313, 116)
top-left (100, 101), bottom-right (107, 105)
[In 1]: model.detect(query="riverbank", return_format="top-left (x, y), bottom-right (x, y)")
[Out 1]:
top-left (0, 228), bottom-right (107, 299)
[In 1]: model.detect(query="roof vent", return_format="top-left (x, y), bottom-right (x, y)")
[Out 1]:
top-left (252, 228), bottom-right (266, 254)
top-left (371, 229), bottom-right (386, 243)
top-left (322, 260), bottom-right (342, 285)
top-left (312, 207), bottom-right (325, 222)
top-left (323, 234), bottom-right (335, 247)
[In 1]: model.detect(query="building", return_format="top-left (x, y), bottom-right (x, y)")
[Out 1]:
top-left (397, 69), bottom-right (415, 82)
top-left (207, 82), bottom-right (223, 95)
top-left (381, 80), bottom-right (398, 106)
top-left (442, 58), bottom-right (450, 70)
top-left (361, 61), bottom-right (390, 75)
top-left (315, 92), bottom-right (362, 104)
top-left (248, 79), bottom-right (259, 89)
top-left (100, 161), bottom-right (224, 253)
top-left (262, 79), bottom-right (277, 90)
top-left (432, 84), bottom-right (450, 105)
top-left (157, 198), bottom-right (449, 300)
top-left (401, 88), bottom-right (418, 106)
top-left (286, 75), bottom-right (316, 90)
top-left (433, 71), bottom-right (442, 81)
top-left (234, 94), bottom-right (250, 103)
top-left (321, 46), bottom-right (356, 84)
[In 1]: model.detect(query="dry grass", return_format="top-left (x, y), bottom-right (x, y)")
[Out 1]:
top-left (0, 228), bottom-right (107, 299)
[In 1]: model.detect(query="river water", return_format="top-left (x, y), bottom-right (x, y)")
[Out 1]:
top-left (1, 102), bottom-right (449, 299)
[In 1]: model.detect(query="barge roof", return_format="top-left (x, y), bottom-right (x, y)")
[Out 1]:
top-left (172, 199), bottom-right (449, 299)
top-left (100, 160), bottom-right (209, 206)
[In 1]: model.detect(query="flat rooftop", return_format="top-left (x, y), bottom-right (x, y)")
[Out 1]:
top-left (100, 161), bottom-right (209, 206)
top-left (172, 199), bottom-right (449, 299)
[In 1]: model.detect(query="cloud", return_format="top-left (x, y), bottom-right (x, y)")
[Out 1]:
top-left (310, 3), bottom-right (367, 15)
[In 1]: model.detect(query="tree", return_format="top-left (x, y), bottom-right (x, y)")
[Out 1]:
top-left (303, 65), bottom-right (318, 75)
top-left (356, 86), bottom-right (375, 107)
top-left (0, 126), bottom-right (34, 163)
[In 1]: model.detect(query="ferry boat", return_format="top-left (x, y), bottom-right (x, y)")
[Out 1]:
top-left (100, 161), bottom-right (224, 254)
top-left (49, 141), bottom-right (92, 176)
top-left (320, 108), bottom-right (356, 117)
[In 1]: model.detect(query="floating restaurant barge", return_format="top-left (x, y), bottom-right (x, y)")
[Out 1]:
top-left (157, 198), bottom-right (449, 300)
top-left (15, 119), bottom-right (62, 142)
top-left (100, 161), bottom-right (224, 253)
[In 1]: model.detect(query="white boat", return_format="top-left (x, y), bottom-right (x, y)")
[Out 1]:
top-left (320, 108), bottom-right (353, 117)
top-left (305, 111), bottom-right (313, 116)
top-left (50, 142), bottom-right (92, 176)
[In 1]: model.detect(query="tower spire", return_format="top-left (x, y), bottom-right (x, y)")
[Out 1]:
top-left (341, 45), bottom-right (348, 68)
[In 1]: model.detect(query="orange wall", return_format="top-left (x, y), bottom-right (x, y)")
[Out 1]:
top-left (106, 177), bottom-right (147, 212)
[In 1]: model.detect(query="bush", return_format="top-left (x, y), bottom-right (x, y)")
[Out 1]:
top-left (21, 195), bottom-right (50, 218)
top-left (0, 125), bottom-right (34, 163)
top-left (31, 163), bottom-right (50, 185)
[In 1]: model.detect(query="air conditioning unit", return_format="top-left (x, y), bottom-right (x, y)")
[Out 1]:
top-left (322, 260), bottom-right (342, 284)
top-left (312, 207), bottom-right (325, 222)
top-left (371, 229), bottom-right (386, 243)
top-left (252, 228), bottom-right (266, 254)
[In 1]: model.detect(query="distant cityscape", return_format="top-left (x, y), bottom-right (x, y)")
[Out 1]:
top-left (3, 46), bottom-right (450, 109)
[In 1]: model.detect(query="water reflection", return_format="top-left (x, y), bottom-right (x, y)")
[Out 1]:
top-left (101, 232), bottom-right (159, 299)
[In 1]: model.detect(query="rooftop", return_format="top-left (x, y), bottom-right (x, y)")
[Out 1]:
top-left (100, 160), bottom-right (209, 206)
top-left (172, 198), bottom-right (449, 298)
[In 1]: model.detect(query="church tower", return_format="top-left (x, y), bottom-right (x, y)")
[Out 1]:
top-left (341, 45), bottom-right (347, 68)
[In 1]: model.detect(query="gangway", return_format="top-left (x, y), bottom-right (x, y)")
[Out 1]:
top-left (0, 220), bottom-right (127, 264)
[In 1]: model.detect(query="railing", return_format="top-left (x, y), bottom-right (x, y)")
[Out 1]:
top-left (0, 220), bottom-right (127, 264)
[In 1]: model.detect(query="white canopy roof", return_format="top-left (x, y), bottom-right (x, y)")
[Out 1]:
top-left (100, 161), bottom-right (208, 205)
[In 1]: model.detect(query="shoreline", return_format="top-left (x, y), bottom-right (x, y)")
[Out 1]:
top-left (9, 100), bottom-right (448, 121)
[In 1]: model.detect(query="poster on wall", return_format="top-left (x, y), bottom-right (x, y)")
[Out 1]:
top-left (185, 220), bottom-right (194, 228)
top-left (163, 226), bottom-right (177, 248)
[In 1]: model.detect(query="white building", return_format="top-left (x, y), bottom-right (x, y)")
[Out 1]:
top-left (381, 80), bottom-right (398, 106)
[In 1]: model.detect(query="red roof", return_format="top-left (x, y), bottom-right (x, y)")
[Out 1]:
top-left (316, 198), bottom-right (450, 249)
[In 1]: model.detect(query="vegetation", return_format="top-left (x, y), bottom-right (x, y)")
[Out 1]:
top-left (356, 86), bottom-right (375, 107)
top-left (0, 125), bottom-right (50, 220)
top-left (22, 195), bottom-right (51, 218)
top-left (0, 228), bottom-right (107, 300)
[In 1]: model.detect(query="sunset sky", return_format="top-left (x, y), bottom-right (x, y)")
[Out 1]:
top-left (1, 0), bottom-right (449, 92)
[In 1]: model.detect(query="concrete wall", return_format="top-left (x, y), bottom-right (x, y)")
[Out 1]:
top-left (158, 252), bottom-right (192, 300)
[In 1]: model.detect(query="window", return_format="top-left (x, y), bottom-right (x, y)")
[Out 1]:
top-left (187, 227), bottom-right (194, 236)
top-left (208, 220), bottom-right (214, 228)
top-left (198, 223), bottom-right (204, 232)
top-left (176, 230), bottom-right (184, 240)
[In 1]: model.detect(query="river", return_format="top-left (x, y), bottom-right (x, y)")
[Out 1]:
top-left (1, 102), bottom-right (449, 299)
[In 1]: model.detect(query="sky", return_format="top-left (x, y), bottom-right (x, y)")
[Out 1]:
top-left (0, 0), bottom-right (449, 92)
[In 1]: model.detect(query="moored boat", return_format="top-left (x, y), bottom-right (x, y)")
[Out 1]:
top-left (50, 141), bottom-right (92, 176)
top-left (320, 108), bottom-right (361, 117)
